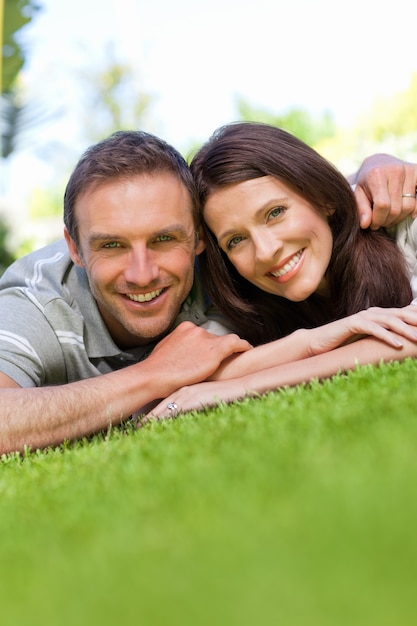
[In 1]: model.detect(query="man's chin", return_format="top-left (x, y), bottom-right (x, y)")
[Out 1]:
top-left (127, 320), bottom-right (176, 347)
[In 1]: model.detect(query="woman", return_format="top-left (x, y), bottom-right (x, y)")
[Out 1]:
top-left (193, 122), bottom-right (417, 345)
top-left (145, 123), bottom-right (417, 419)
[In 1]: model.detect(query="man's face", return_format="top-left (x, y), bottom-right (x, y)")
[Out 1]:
top-left (65, 173), bottom-right (204, 348)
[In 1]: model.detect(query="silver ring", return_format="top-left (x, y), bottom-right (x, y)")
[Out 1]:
top-left (402, 193), bottom-right (416, 198)
top-left (167, 402), bottom-right (179, 415)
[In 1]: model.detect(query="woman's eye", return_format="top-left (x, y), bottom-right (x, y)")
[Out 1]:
top-left (268, 206), bottom-right (285, 220)
top-left (227, 235), bottom-right (244, 249)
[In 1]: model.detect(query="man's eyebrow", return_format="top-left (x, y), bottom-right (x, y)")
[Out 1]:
top-left (156, 224), bottom-right (190, 238)
top-left (87, 232), bottom-right (121, 246)
top-left (86, 224), bottom-right (191, 245)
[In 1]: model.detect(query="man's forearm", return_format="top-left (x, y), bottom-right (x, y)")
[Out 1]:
top-left (0, 364), bottom-right (163, 455)
top-left (0, 321), bottom-right (251, 455)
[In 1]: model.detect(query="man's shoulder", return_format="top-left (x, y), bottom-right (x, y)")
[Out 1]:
top-left (0, 239), bottom-right (72, 290)
top-left (176, 266), bottom-right (237, 336)
top-left (396, 216), bottom-right (417, 253)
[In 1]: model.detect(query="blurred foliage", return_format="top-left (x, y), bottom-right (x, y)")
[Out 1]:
top-left (79, 44), bottom-right (153, 143)
top-left (1, 84), bottom-right (64, 158)
top-left (365, 72), bottom-right (417, 142)
top-left (237, 96), bottom-right (336, 146)
top-left (314, 71), bottom-right (417, 174)
top-left (2, 0), bottom-right (47, 158)
top-left (0, 216), bottom-right (15, 274)
top-left (236, 72), bottom-right (417, 175)
top-left (1, 0), bottom-right (42, 92)
top-left (29, 186), bottom-right (62, 218)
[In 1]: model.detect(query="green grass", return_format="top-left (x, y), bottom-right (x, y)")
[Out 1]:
top-left (2, 359), bottom-right (417, 626)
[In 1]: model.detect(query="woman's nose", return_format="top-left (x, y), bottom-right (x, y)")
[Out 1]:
top-left (253, 231), bottom-right (282, 264)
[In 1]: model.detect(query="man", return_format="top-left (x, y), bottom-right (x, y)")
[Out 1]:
top-left (0, 131), bottom-right (251, 455)
top-left (1, 131), bottom-right (416, 455)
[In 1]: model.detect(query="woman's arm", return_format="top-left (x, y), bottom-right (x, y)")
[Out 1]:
top-left (145, 330), bottom-right (417, 419)
top-left (209, 305), bottom-right (417, 381)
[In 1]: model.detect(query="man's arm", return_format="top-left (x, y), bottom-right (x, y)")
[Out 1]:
top-left (349, 154), bottom-right (417, 230)
top-left (0, 322), bottom-right (250, 456)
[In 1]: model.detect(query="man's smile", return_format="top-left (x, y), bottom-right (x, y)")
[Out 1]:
top-left (126, 288), bottom-right (164, 303)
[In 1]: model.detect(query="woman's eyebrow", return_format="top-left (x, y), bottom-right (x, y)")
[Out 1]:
top-left (216, 197), bottom-right (289, 242)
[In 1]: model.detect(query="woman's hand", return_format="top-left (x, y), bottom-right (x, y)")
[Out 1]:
top-left (139, 378), bottom-right (253, 423)
top-left (208, 304), bottom-right (417, 382)
top-left (307, 304), bottom-right (417, 356)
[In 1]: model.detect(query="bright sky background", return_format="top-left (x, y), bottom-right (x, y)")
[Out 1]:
top-left (5, 0), bottom-right (417, 200)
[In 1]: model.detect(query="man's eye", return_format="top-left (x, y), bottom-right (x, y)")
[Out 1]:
top-left (103, 242), bottom-right (120, 249)
top-left (156, 234), bottom-right (173, 243)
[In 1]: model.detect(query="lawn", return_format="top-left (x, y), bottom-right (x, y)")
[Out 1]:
top-left (1, 359), bottom-right (417, 626)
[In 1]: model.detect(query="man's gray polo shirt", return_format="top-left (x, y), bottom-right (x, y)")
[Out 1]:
top-left (0, 239), bottom-right (233, 387)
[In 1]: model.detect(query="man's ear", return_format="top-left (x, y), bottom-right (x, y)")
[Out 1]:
top-left (64, 227), bottom-right (85, 267)
top-left (195, 226), bottom-right (206, 255)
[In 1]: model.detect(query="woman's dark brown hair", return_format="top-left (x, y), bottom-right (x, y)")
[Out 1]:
top-left (191, 122), bottom-right (412, 345)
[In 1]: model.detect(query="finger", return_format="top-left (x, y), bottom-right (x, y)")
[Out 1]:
top-left (388, 167), bottom-right (417, 225)
top-left (136, 414), bottom-right (159, 428)
top-left (144, 398), bottom-right (180, 420)
top-left (356, 165), bottom-right (395, 229)
top-left (354, 186), bottom-right (374, 229)
top-left (359, 323), bottom-right (404, 347)
top-left (396, 192), bottom-right (417, 225)
top-left (364, 317), bottom-right (417, 343)
top-left (367, 186), bottom-right (394, 230)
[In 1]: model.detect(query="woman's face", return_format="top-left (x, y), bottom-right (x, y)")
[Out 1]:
top-left (203, 176), bottom-right (333, 302)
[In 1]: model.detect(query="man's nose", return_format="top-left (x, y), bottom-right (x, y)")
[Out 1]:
top-left (124, 247), bottom-right (159, 285)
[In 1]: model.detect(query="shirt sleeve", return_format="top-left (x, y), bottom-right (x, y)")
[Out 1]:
top-left (200, 306), bottom-right (238, 335)
top-left (396, 217), bottom-right (417, 303)
top-left (0, 288), bottom-right (66, 387)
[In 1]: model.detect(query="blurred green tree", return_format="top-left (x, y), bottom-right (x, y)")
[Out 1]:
top-left (1, 0), bottom-right (42, 264)
top-left (0, 216), bottom-right (15, 274)
top-left (1, 0), bottom-right (43, 157)
top-left (2, 0), bottom-right (41, 92)
top-left (362, 72), bottom-right (417, 147)
top-left (78, 45), bottom-right (153, 143)
top-left (236, 97), bottom-right (336, 146)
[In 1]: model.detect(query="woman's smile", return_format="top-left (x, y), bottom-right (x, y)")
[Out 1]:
top-left (267, 249), bottom-right (305, 282)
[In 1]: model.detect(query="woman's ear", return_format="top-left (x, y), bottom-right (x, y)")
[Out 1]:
top-left (64, 227), bottom-right (85, 267)
top-left (195, 227), bottom-right (206, 255)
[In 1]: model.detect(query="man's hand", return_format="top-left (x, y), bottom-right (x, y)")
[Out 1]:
top-left (350, 154), bottom-right (417, 230)
top-left (146, 321), bottom-right (252, 393)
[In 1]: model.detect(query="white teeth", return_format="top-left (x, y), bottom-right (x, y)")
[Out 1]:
top-left (270, 251), bottom-right (302, 278)
top-left (127, 288), bottom-right (163, 302)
